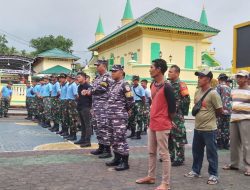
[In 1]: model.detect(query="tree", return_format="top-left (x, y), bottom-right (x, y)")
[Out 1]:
top-left (0, 35), bottom-right (10, 54)
top-left (30, 35), bottom-right (73, 56)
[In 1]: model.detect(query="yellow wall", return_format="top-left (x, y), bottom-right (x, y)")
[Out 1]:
top-left (33, 58), bottom-right (73, 74)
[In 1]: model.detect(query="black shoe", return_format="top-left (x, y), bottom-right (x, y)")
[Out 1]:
top-left (62, 132), bottom-right (69, 137)
top-left (172, 160), bottom-right (184, 167)
top-left (74, 139), bottom-right (85, 145)
top-left (67, 135), bottom-right (77, 141)
top-left (99, 145), bottom-right (112, 159)
top-left (131, 131), bottom-right (141, 140)
top-left (106, 152), bottom-right (121, 166)
top-left (90, 144), bottom-right (104, 155)
top-left (127, 131), bottom-right (135, 138)
top-left (51, 127), bottom-right (59, 132)
top-left (56, 130), bottom-right (64, 135)
top-left (80, 142), bottom-right (91, 148)
top-left (25, 117), bottom-right (32, 120)
top-left (4, 115), bottom-right (9, 118)
top-left (115, 155), bottom-right (129, 171)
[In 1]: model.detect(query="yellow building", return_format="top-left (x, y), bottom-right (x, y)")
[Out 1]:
top-left (87, 0), bottom-right (230, 102)
top-left (33, 48), bottom-right (79, 74)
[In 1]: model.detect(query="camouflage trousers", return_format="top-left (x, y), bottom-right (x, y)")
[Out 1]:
top-left (43, 97), bottom-right (52, 122)
top-left (26, 97), bottom-right (35, 118)
top-left (128, 101), bottom-right (144, 132)
top-left (51, 97), bottom-right (61, 125)
top-left (60, 100), bottom-right (69, 130)
top-left (142, 104), bottom-right (150, 132)
top-left (67, 100), bottom-right (79, 133)
top-left (37, 98), bottom-right (44, 121)
top-left (108, 118), bottom-right (129, 155)
top-left (93, 108), bottom-right (111, 146)
top-left (217, 114), bottom-right (230, 148)
top-left (0, 98), bottom-right (10, 116)
top-left (169, 121), bottom-right (187, 162)
top-left (33, 97), bottom-right (39, 118)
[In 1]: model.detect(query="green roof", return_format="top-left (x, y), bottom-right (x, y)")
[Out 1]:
top-left (122, 0), bottom-right (133, 20)
top-left (89, 7), bottom-right (220, 49)
top-left (96, 17), bottom-right (105, 34)
top-left (200, 8), bottom-right (208, 25)
top-left (202, 52), bottom-right (220, 67)
top-left (37, 48), bottom-right (80, 60)
top-left (39, 65), bottom-right (71, 74)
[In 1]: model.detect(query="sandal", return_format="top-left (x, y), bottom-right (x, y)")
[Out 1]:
top-left (154, 184), bottom-right (171, 190)
top-left (244, 171), bottom-right (250, 176)
top-left (207, 175), bottom-right (218, 185)
top-left (222, 164), bottom-right (239, 170)
top-left (136, 176), bottom-right (155, 184)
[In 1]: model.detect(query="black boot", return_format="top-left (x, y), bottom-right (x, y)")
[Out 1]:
top-left (115, 155), bottom-right (129, 171)
top-left (90, 144), bottom-right (104, 155)
top-left (80, 142), bottom-right (91, 148)
top-left (127, 129), bottom-right (135, 138)
top-left (50, 123), bottom-right (59, 132)
top-left (131, 131), bottom-right (141, 140)
top-left (106, 152), bottom-right (121, 166)
top-left (66, 132), bottom-right (77, 141)
top-left (99, 145), bottom-right (112, 159)
top-left (74, 137), bottom-right (85, 145)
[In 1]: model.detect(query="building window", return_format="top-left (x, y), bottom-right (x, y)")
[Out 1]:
top-left (133, 52), bottom-right (138, 62)
top-left (120, 57), bottom-right (125, 66)
top-left (108, 53), bottom-right (114, 71)
top-left (151, 43), bottom-right (160, 61)
top-left (185, 46), bottom-right (194, 69)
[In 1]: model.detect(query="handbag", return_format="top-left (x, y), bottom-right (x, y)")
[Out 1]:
top-left (192, 88), bottom-right (212, 116)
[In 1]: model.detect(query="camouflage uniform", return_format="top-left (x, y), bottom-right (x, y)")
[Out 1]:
top-left (0, 86), bottom-right (12, 117)
top-left (142, 88), bottom-right (151, 132)
top-left (91, 72), bottom-right (113, 146)
top-left (66, 81), bottom-right (79, 134)
top-left (26, 86), bottom-right (35, 118)
top-left (168, 79), bottom-right (190, 163)
top-left (32, 83), bottom-right (41, 120)
top-left (51, 81), bottom-right (61, 126)
top-left (107, 79), bottom-right (134, 155)
top-left (216, 82), bottom-right (232, 149)
top-left (60, 82), bottom-right (69, 133)
top-left (37, 84), bottom-right (45, 122)
top-left (41, 82), bottom-right (52, 123)
top-left (129, 85), bottom-right (145, 133)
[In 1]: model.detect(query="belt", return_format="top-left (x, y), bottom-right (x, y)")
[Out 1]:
top-left (135, 100), bottom-right (142, 102)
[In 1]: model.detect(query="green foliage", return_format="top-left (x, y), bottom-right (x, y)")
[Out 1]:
top-left (30, 35), bottom-right (73, 56)
top-left (0, 35), bottom-right (32, 57)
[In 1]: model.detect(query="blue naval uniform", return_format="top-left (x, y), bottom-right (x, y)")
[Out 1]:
top-left (131, 85), bottom-right (145, 101)
top-left (91, 72), bottom-right (113, 146)
top-left (107, 79), bottom-right (134, 155)
top-left (26, 86), bottom-right (35, 118)
top-left (1, 86), bottom-right (12, 98)
top-left (26, 86), bottom-right (35, 98)
top-left (51, 81), bottom-right (61, 97)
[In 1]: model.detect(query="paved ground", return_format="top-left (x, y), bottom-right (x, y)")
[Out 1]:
top-left (0, 116), bottom-right (249, 190)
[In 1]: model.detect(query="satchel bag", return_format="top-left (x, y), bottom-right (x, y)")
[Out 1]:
top-left (192, 88), bottom-right (212, 116)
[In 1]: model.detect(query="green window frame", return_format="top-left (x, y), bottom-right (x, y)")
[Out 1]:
top-left (108, 53), bottom-right (114, 71)
top-left (133, 52), bottom-right (138, 61)
top-left (120, 57), bottom-right (124, 66)
top-left (151, 43), bottom-right (160, 62)
top-left (185, 46), bottom-right (194, 69)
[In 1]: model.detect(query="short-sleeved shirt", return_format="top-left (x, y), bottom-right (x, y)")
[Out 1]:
top-left (194, 89), bottom-right (222, 131)
top-left (51, 82), bottom-right (61, 97)
top-left (1, 86), bottom-right (12, 98)
top-left (26, 87), bottom-right (35, 97)
top-left (33, 84), bottom-right (41, 96)
top-left (40, 83), bottom-right (52, 97)
top-left (132, 85), bottom-right (145, 101)
top-left (144, 88), bottom-right (151, 105)
top-left (60, 82), bottom-right (68, 100)
top-left (66, 82), bottom-right (78, 100)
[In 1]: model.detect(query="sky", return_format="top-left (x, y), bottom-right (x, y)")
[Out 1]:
top-left (0, 0), bottom-right (249, 68)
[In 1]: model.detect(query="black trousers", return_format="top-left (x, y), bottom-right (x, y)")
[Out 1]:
top-left (79, 108), bottom-right (92, 142)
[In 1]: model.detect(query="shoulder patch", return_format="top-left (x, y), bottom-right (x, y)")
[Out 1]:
top-left (179, 82), bottom-right (189, 97)
top-left (125, 85), bottom-right (131, 92)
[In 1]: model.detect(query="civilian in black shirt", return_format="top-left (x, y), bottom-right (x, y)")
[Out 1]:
top-left (74, 72), bottom-right (92, 147)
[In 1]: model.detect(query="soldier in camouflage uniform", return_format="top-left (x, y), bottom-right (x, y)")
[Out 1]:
top-left (37, 78), bottom-right (45, 125)
top-left (127, 75), bottom-right (145, 140)
top-left (40, 76), bottom-right (52, 128)
top-left (168, 65), bottom-right (190, 166)
top-left (0, 82), bottom-right (13, 118)
top-left (85, 60), bottom-right (113, 158)
top-left (64, 74), bottom-right (79, 141)
top-left (216, 74), bottom-right (232, 149)
top-left (141, 79), bottom-right (151, 134)
top-left (25, 82), bottom-right (35, 120)
top-left (56, 74), bottom-right (69, 137)
top-left (105, 65), bottom-right (134, 171)
top-left (49, 75), bottom-right (61, 132)
top-left (31, 79), bottom-right (41, 122)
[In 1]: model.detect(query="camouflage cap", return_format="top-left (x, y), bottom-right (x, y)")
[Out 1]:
top-left (110, 64), bottom-right (124, 71)
top-left (68, 73), bottom-right (76, 79)
top-left (58, 73), bottom-right (67, 78)
top-left (218, 73), bottom-right (228, 80)
top-left (94, 60), bottom-right (108, 66)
